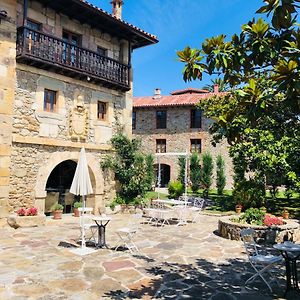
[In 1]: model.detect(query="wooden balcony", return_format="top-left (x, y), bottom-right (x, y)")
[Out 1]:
top-left (16, 26), bottom-right (130, 91)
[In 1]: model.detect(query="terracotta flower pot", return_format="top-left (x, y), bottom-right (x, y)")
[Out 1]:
top-left (52, 210), bottom-right (63, 220)
top-left (282, 211), bottom-right (289, 219)
top-left (73, 208), bottom-right (80, 217)
top-left (235, 207), bottom-right (242, 214)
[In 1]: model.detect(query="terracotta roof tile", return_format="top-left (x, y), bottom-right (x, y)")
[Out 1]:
top-left (170, 88), bottom-right (210, 95)
top-left (133, 91), bottom-right (226, 108)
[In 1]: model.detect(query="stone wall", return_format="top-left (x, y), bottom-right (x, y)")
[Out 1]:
top-left (218, 216), bottom-right (300, 244)
top-left (9, 143), bottom-right (116, 214)
top-left (133, 106), bottom-right (234, 189)
top-left (0, 0), bottom-right (17, 217)
top-left (14, 68), bottom-right (128, 144)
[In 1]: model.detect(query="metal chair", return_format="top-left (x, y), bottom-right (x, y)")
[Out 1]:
top-left (188, 198), bottom-right (204, 222)
top-left (240, 228), bottom-right (282, 292)
top-left (78, 207), bottom-right (98, 245)
top-left (115, 214), bottom-right (142, 254)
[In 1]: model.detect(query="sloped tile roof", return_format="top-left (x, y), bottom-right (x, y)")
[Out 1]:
top-left (133, 90), bottom-right (226, 108)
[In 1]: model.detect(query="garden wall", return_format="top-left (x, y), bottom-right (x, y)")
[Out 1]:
top-left (218, 216), bottom-right (300, 244)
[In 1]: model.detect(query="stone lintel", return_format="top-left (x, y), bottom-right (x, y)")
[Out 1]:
top-left (12, 135), bottom-right (112, 151)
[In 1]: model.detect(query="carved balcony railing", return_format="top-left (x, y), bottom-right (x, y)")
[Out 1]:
top-left (16, 26), bottom-right (130, 91)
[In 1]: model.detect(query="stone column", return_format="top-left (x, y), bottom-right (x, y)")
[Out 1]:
top-left (86, 194), bottom-right (104, 216)
top-left (0, 0), bottom-right (17, 218)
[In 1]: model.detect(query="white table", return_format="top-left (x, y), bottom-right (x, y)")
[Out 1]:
top-left (152, 199), bottom-right (187, 206)
top-left (273, 242), bottom-right (300, 296)
top-left (152, 199), bottom-right (189, 226)
top-left (92, 216), bottom-right (112, 248)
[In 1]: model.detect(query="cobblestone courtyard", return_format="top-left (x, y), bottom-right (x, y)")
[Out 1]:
top-left (0, 214), bottom-right (294, 299)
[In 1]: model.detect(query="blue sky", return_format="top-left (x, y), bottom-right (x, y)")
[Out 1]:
top-left (92, 0), bottom-right (264, 96)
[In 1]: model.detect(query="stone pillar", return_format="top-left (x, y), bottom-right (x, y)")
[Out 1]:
top-left (0, 0), bottom-right (17, 218)
top-left (86, 194), bottom-right (104, 216)
top-left (34, 191), bottom-right (46, 215)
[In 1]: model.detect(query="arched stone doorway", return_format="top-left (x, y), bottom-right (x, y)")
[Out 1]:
top-left (34, 150), bottom-right (104, 215)
top-left (45, 160), bottom-right (77, 215)
top-left (155, 163), bottom-right (171, 187)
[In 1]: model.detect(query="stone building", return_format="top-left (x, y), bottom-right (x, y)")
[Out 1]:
top-left (133, 87), bottom-right (233, 189)
top-left (0, 0), bottom-right (157, 217)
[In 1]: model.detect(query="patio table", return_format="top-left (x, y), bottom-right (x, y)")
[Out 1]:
top-left (273, 242), bottom-right (300, 296)
top-left (152, 199), bottom-right (189, 225)
top-left (92, 216), bottom-right (111, 249)
top-left (152, 199), bottom-right (186, 206)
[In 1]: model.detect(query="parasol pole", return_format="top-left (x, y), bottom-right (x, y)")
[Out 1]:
top-left (157, 154), bottom-right (161, 200)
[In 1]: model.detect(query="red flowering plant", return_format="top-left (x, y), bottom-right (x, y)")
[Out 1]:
top-left (16, 207), bottom-right (38, 216)
top-left (263, 214), bottom-right (283, 226)
top-left (27, 207), bottom-right (38, 216)
top-left (16, 208), bottom-right (27, 216)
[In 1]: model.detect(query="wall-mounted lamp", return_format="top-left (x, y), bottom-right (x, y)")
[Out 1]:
top-left (0, 10), bottom-right (8, 23)
top-left (87, 76), bottom-right (91, 81)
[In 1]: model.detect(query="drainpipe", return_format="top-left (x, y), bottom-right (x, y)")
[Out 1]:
top-left (23, 0), bottom-right (28, 26)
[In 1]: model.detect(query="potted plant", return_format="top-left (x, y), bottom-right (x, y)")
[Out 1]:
top-left (73, 201), bottom-right (82, 217)
top-left (51, 203), bottom-right (64, 220)
top-left (282, 208), bottom-right (289, 219)
top-left (235, 203), bottom-right (243, 214)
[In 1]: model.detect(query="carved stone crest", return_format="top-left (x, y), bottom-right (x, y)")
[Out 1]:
top-left (69, 95), bottom-right (89, 141)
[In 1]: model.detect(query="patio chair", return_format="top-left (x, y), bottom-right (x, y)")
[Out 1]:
top-left (188, 198), bottom-right (204, 222)
top-left (115, 214), bottom-right (142, 254)
top-left (240, 228), bottom-right (282, 292)
top-left (78, 207), bottom-right (98, 245)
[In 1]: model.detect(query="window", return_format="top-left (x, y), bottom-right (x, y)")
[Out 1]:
top-left (156, 139), bottom-right (166, 153)
top-left (156, 110), bottom-right (167, 129)
top-left (27, 19), bottom-right (41, 31)
top-left (97, 46), bottom-right (107, 57)
top-left (97, 101), bottom-right (107, 120)
top-left (191, 109), bottom-right (202, 128)
top-left (62, 30), bottom-right (81, 64)
top-left (132, 111), bottom-right (136, 130)
top-left (190, 139), bottom-right (202, 153)
top-left (44, 89), bottom-right (57, 112)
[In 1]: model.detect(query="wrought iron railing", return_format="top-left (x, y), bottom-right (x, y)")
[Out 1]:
top-left (16, 26), bottom-right (130, 89)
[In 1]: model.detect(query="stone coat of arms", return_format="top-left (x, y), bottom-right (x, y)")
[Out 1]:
top-left (69, 95), bottom-right (89, 141)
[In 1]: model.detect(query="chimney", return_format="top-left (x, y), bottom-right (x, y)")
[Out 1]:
top-left (153, 88), bottom-right (162, 99)
top-left (111, 0), bottom-right (123, 19)
top-left (213, 84), bottom-right (219, 94)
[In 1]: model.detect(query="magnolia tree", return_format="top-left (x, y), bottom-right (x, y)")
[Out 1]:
top-left (178, 0), bottom-right (300, 192)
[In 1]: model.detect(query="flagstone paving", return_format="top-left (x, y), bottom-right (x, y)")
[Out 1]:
top-left (0, 214), bottom-right (297, 299)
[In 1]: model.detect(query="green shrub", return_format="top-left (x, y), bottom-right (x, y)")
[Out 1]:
top-left (51, 203), bottom-right (64, 211)
top-left (177, 156), bottom-right (186, 185)
top-left (239, 208), bottom-right (265, 225)
top-left (73, 201), bottom-right (82, 208)
top-left (190, 153), bottom-right (201, 193)
top-left (201, 152), bottom-right (213, 198)
top-left (216, 154), bottom-right (226, 195)
top-left (168, 181), bottom-right (184, 199)
top-left (233, 179), bottom-right (265, 209)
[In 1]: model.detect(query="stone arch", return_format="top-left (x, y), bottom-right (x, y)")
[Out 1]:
top-left (34, 150), bottom-right (104, 213)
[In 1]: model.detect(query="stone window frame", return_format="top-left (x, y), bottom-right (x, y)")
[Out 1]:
top-left (190, 139), bottom-right (202, 153)
top-left (97, 101), bottom-right (107, 121)
top-left (190, 109), bottom-right (202, 128)
top-left (156, 110), bottom-right (167, 129)
top-left (44, 89), bottom-right (57, 113)
top-left (156, 139), bottom-right (166, 153)
top-left (35, 78), bottom-right (66, 119)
